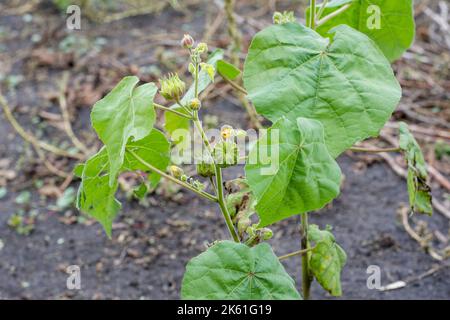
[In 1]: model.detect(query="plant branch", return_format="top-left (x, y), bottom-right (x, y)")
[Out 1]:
top-left (128, 149), bottom-right (217, 202)
top-left (309, 0), bottom-right (317, 29)
top-left (316, 3), bottom-right (352, 28)
top-left (0, 92), bottom-right (84, 160)
top-left (315, 0), bottom-right (329, 21)
top-left (301, 212), bottom-right (313, 299)
top-left (350, 146), bottom-right (401, 153)
top-left (154, 103), bottom-right (192, 119)
top-left (278, 246), bottom-right (316, 261)
top-left (221, 76), bottom-right (248, 95)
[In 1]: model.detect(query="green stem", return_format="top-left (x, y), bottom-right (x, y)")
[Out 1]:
top-left (127, 149), bottom-right (217, 202)
top-left (309, 0), bottom-right (317, 29)
top-left (221, 76), bottom-right (248, 95)
top-left (154, 103), bottom-right (192, 119)
top-left (350, 146), bottom-right (401, 153)
top-left (192, 111), bottom-right (240, 242)
top-left (315, 0), bottom-right (329, 21)
top-left (301, 212), bottom-right (312, 300)
top-left (278, 246), bottom-right (316, 261)
top-left (316, 3), bottom-right (352, 28)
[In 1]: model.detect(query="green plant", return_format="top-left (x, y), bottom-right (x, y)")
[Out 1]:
top-left (75, 0), bottom-right (430, 299)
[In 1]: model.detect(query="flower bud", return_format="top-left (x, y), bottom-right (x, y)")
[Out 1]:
top-left (196, 161), bottom-right (215, 178)
top-left (189, 98), bottom-right (201, 111)
top-left (181, 34), bottom-right (194, 49)
top-left (221, 125), bottom-right (234, 140)
top-left (273, 11), bottom-right (296, 24)
top-left (195, 42), bottom-right (208, 54)
top-left (159, 73), bottom-right (186, 101)
top-left (261, 228), bottom-right (273, 240)
top-left (238, 217), bottom-right (252, 236)
top-left (169, 165), bottom-right (184, 179)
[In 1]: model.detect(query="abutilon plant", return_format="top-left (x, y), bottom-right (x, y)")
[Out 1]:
top-left (75, 0), bottom-right (429, 299)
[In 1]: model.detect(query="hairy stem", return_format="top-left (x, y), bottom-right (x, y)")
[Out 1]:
top-left (192, 111), bottom-right (240, 242)
top-left (127, 149), bottom-right (217, 202)
top-left (309, 0), bottom-right (317, 29)
top-left (316, 3), bottom-right (352, 27)
top-left (350, 146), bottom-right (401, 153)
top-left (315, 0), bottom-right (329, 21)
top-left (154, 103), bottom-right (192, 119)
top-left (301, 212), bottom-right (313, 299)
top-left (278, 246), bottom-right (316, 261)
top-left (221, 76), bottom-right (248, 95)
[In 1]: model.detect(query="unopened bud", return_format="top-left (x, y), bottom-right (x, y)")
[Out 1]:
top-left (159, 73), bottom-right (186, 101)
top-left (169, 165), bottom-right (184, 179)
top-left (196, 42), bottom-right (208, 54)
top-left (261, 228), bottom-right (273, 240)
top-left (181, 34), bottom-right (194, 49)
top-left (196, 161), bottom-right (215, 178)
top-left (221, 125), bottom-right (234, 140)
top-left (189, 98), bottom-right (201, 111)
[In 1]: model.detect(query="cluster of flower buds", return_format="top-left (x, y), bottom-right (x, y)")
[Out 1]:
top-left (196, 161), bottom-right (215, 178)
top-left (169, 165), bottom-right (205, 191)
top-left (213, 140), bottom-right (239, 168)
top-left (159, 73), bottom-right (185, 101)
top-left (273, 11), bottom-right (296, 25)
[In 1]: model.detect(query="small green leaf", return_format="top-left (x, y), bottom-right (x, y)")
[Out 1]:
top-left (308, 0), bottom-right (415, 62)
top-left (308, 224), bottom-right (347, 296)
top-left (73, 163), bottom-right (84, 178)
top-left (56, 187), bottom-right (76, 210)
top-left (246, 117), bottom-right (341, 227)
top-left (91, 76), bottom-right (157, 186)
top-left (133, 183), bottom-right (148, 199)
top-left (181, 241), bottom-right (301, 300)
top-left (217, 59), bottom-right (241, 80)
top-left (15, 191), bottom-right (31, 205)
top-left (243, 23), bottom-right (401, 157)
top-left (399, 122), bottom-right (432, 215)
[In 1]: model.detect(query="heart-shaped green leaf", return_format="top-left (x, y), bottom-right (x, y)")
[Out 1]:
top-left (91, 76), bottom-right (157, 186)
top-left (243, 23), bottom-right (401, 157)
top-left (181, 241), bottom-right (301, 300)
top-left (308, 224), bottom-right (347, 296)
top-left (77, 129), bottom-right (170, 236)
top-left (308, 0), bottom-right (415, 62)
top-left (399, 122), bottom-right (432, 215)
top-left (245, 117), bottom-right (341, 226)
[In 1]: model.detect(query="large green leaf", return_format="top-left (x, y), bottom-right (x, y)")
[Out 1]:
top-left (398, 122), bottom-right (432, 215)
top-left (164, 49), bottom-right (224, 142)
top-left (243, 23), bottom-right (401, 157)
top-left (308, 224), bottom-right (347, 296)
top-left (308, 0), bottom-right (415, 62)
top-left (245, 117), bottom-right (341, 227)
top-left (77, 129), bottom-right (170, 236)
top-left (91, 76), bottom-right (157, 186)
top-left (181, 241), bottom-right (301, 300)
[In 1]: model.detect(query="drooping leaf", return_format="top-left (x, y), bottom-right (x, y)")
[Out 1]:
top-left (217, 59), bottom-right (241, 80)
top-left (165, 49), bottom-right (224, 143)
top-left (243, 23), bottom-right (401, 157)
top-left (77, 129), bottom-right (171, 236)
top-left (76, 148), bottom-right (120, 237)
top-left (181, 241), bottom-right (301, 300)
top-left (91, 76), bottom-right (157, 186)
top-left (245, 117), bottom-right (341, 227)
top-left (308, 224), bottom-right (347, 296)
top-left (307, 0), bottom-right (415, 62)
top-left (398, 122), bottom-right (432, 215)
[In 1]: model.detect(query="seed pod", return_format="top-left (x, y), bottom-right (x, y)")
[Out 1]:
top-left (196, 162), bottom-right (215, 177)
top-left (195, 42), bottom-right (208, 54)
top-left (181, 34), bottom-right (194, 49)
top-left (189, 98), bottom-right (201, 111)
top-left (213, 140), bottom-right (239, 168)
top-left (260, 228), bottom-right (273, 240)
top-left (159, 73), bottom-right (186, 101)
